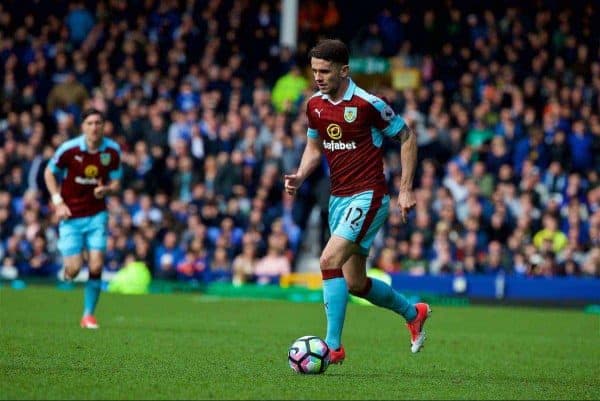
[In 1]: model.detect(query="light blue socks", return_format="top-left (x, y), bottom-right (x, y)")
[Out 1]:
top-left (322, 274), bottom-right (348, 350)
top-left (83, 278), bottom-right (102, 317)
top-left (322, 272), bottom-right (417, 350)
top-left (363, 278), bottom-right (417, 322)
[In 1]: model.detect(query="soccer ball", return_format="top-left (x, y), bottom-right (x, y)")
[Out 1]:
top-left (288, 335), bottom-right (330, 374)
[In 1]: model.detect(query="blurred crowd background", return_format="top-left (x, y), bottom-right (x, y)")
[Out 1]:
top-left (1, 0), bottom-right (599, 285)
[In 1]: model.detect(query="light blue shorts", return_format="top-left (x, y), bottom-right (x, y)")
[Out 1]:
top-left (57, 211), bottom-right (109, 257)
top-left (329, 190), bottom-right (390, 256)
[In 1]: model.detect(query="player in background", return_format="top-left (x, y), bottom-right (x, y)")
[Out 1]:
top-left (285, 39), bottom-right (430, 364)
top-left (44, 108), bottom-right (122, 329)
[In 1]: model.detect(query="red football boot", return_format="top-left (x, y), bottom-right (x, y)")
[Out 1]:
top-left (406, 303), bottom-right (431, 353)
top-left (80, 315), bottom-right (99, 329)
top-left (329, 346), bottom-right (346, 364)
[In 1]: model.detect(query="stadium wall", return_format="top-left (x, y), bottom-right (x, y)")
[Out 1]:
top-left (390, 273), bottom-right (600, 304)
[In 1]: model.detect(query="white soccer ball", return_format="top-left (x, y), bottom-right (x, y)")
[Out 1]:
top-left (288, 335), bottom-right (330, 374)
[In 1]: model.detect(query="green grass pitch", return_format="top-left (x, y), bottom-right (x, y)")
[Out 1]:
top-left (1, 286), bottom-right (599, 400)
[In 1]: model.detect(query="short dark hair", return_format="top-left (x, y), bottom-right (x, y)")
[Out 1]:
top-left (308, 39), bottom-right (349, 65)
top-left (81, 108), bottom-right (104, 122)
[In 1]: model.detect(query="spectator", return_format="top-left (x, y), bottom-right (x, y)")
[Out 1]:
top-left (375, 247), bottom-right (401, 274)
top-left (232, 238), bottom-right (258, 286)
top-left (481, 241), bottom-right (509, 275)
top-left (568, 120), bottom-right (594, 174)
top-left (581, 248), bottom-right (600, 278)
top-left (65, 1), bottom-right (95, 48)
top-left (533, 214), bottom-right (568, 254)
top-left (21, 234), bottom-right (57, 277)
top-left (154, 230), bottom-right (184, 280)
top-left (271, 64), bottom-right (309, 114)
top-left (132, 194), bottom-right (163, 227)
top-left (513, 126), bottom-right (550, 177)
top-left (46, 72), bottom-right (89, 117)
top-left (401, 238), bottom-right (428, 276)
top-left (172, 155), bottom-right (201, 203)
top-left (254, 233), bottom-right (291, 285)
top-left (176, 237), bottom-right (209, 282)
top-left (209, 246), bottom-right (232, 282)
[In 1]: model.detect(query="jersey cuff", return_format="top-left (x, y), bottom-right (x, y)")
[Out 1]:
top-left (307, 128), bottom-right (318, 139)
top-left (382, 117), bottom-right (406, 137)
top-left (109, 168), bottom-right (123, 181)
top-left (48, 163), bottom-right (64, 175)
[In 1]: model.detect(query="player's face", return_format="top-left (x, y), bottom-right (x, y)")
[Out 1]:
top-left (311, 57), bottom-right (349, 98)
top-left (81, 114), bottom-right (104, 143)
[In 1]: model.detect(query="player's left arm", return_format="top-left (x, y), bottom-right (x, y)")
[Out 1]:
top-left (371, 99), bottom-right (417, 222)
top-left (391, 123), bottom-right (417, 189)
top-left (395, 124), bottom-right (417, 223)
top-left (94, 150), bottom-right (122, 199)
top-left (94, 178), bottom-right (121, 199)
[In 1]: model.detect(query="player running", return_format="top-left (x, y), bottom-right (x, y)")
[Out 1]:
top-left (44, 108), bottom-right (122, 329)
top-left (285, 39), bottom-right (430, 364)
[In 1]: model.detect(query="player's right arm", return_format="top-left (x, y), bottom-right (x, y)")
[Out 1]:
top-left (285, 99), bottom-right (324, 196)
top-left (44, 148), bottom-right (72, 220)
top-left (284, 137), bottom-right (323, 196)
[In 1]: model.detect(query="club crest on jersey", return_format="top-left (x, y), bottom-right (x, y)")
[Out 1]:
top-left (326, 123), bottom-right (342, 139)
top-left (100, 153), bottom-right (111, 166)
top-left (344, 107), bottom-right (357, 123)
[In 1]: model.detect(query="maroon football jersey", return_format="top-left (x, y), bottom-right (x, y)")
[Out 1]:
top-left (48, 136), bottom-right (122, 218)
top-left (306, 79), bottom-right (407, 197)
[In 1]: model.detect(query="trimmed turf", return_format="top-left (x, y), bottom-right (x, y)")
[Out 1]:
top-left (1, 286), bottom-right (598, 400)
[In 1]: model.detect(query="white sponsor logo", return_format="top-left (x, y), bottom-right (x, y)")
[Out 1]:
top-left (75, 177), bottom-right (100, 185)
top-left (74, 155), bottom-right (83, 162)
top-left (322, 140), bottom-right (357, 151)
top-left (314, 108), bottom-right (323, 118)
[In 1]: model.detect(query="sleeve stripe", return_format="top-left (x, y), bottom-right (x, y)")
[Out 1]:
top-left (47, 139), bottom-right (77, 173)
top-left (105, 138), bottom-right (122, 180)
top-left (48, 162), bottom-right (63, 174)
top-left (382, 116), bottom-right (406, 137)
top-left (355, 87), bottom-right (407, 137)
top-left (307, 128), bottom-right (319, 139)
top-left (353, 87), bottom-right (382, 110)
top-left (103, 138), bottom-right (122, 154)
top-left (109, 167), bottom-right (123, 180)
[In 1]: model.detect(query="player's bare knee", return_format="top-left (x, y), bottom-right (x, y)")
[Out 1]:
top-left (88, 251), bottom-right (104, 277)
top-left (347, 277), bottom-right (369, 295)
top-left (64, 263), bottom-right (81, 278)
top-left (88, 263), bottom-right (103, 278)
top-left (346, 279), bottom-right (363, 294)
top-left (319, 252), bottom-right (341, 270)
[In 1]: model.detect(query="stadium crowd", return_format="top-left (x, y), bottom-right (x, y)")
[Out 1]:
top-left (0, 0), bottom-right (599, 284)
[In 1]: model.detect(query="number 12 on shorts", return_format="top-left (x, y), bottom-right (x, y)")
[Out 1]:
top-left (344, 207), bottom-right (364, 228)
